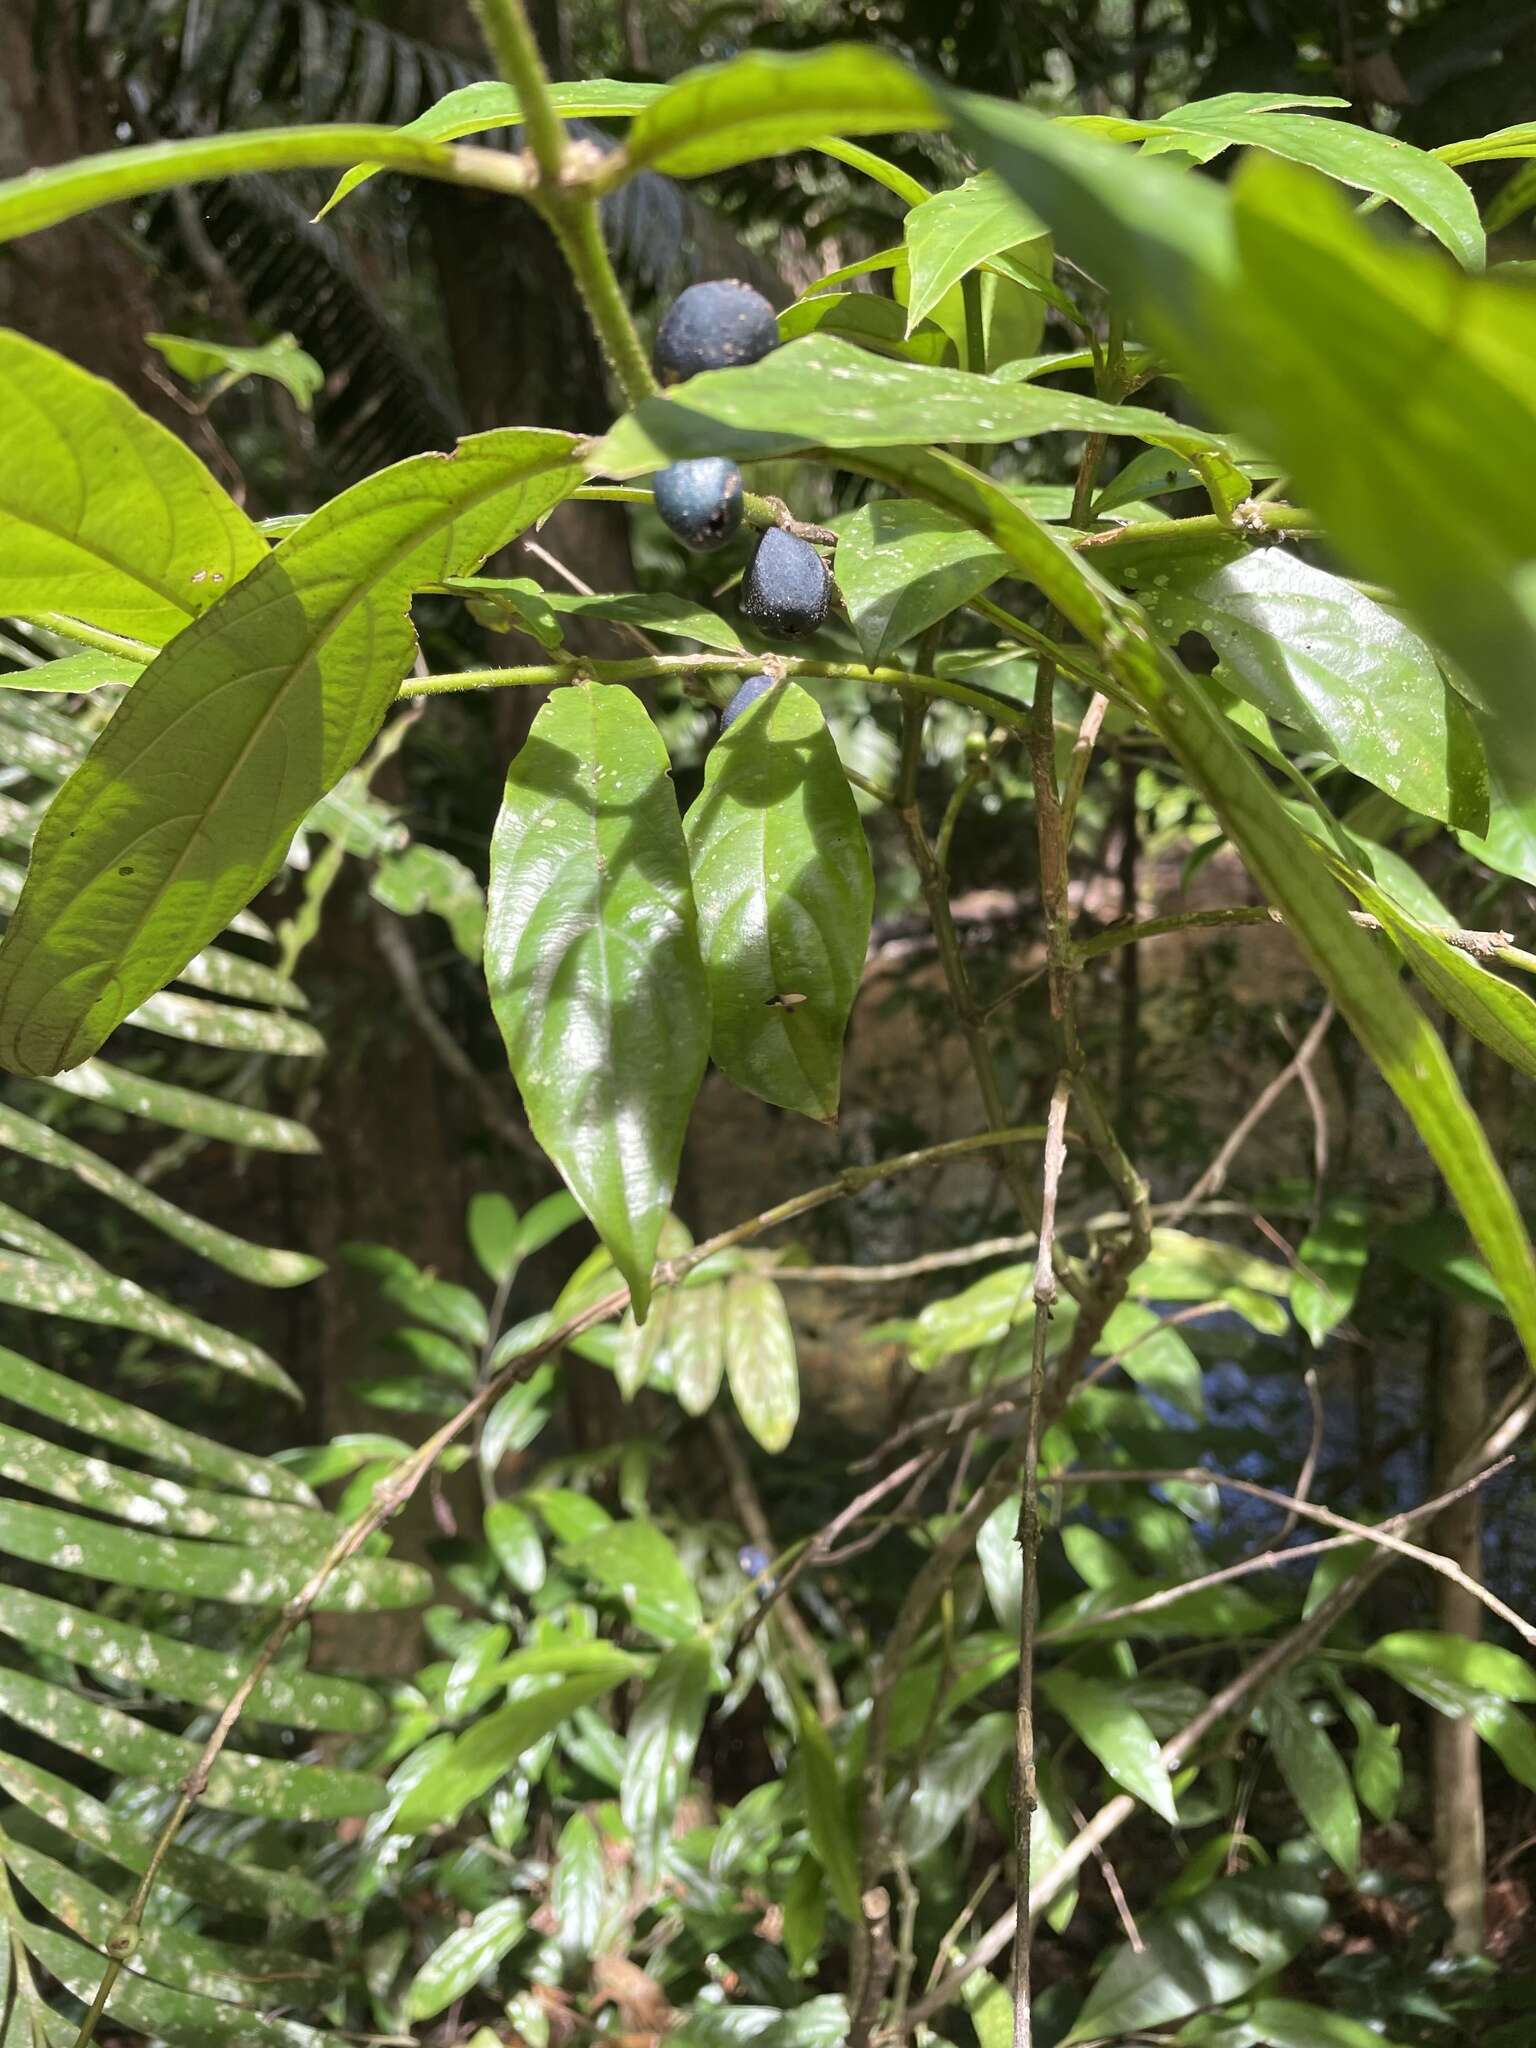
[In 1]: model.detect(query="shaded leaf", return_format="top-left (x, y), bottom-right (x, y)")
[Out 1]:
top-left (620, 1637), bottom-right (713, 1881)
top-left (486, 683), bottom-right (708, 1315)
top-left (796, 1693), bottom-right (860, 1918)
top-left (403, 1898), bottom-right (526, 2023)
top-left (1263, 1686), bottom-right (1360, 1873)
top-left (896, 1711), bottom-right (1012, 1861)
top-left (562, 1520), bottom-right (702, 1643)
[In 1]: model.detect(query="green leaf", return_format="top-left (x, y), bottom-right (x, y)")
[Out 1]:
top-left (0, 1100), bottom-right (320, 1287)
top-left (484, 1500), bottom-right (546, 1595)
top-left (1291, 1203), bottom-right (1369, 1346)
top-left (617, 44), bottom-right (940, 179)
top-left (778, 290), bottom-right (951, 367)
top-left (914, 1265), bottom-right (1033, 1368)
top-left (902, 170), bottom-right (1050, 331)
top-left (562, 1519), bottom-right (702, 1643)
top-left (452, 576), bottom-right (743, 653)
top-left (0, 430), bottom-right (581, 1077)
top-left (832, 501), bottom-right (1005, 665)
top-left (0, 651), bottom-right (144, 693)
top-left (318, 78), bottom-right (662, 215)
top-left (0, 1753), bottom-right (327, 1921)
top-left (896, 1711), bottom-right (1012, 1861)
top-left (1365, 1630), bottom-right (1536, 1703)
top-left (1332, 1681), bottom-right (1402, 1823)
top-left (723, 1272), bottom-right (800, 1454)
top-left (0, 1497), bottom-right (423, 1611)
top-left (620, 1637), bottom-right (713, 1882)
top-left (1063, 1866), bottom-right (1328, 2043)
top-left (670, 1281), bottom-right (727, 1416)
top-left (0, 1344), bottom-right (315, 1503)
top-left (1082, 100), bottom-right (1483, 266)
top-left (403, 1898), bottom-right (527, 2022)
top-left (0, 122), bottom-right (518, 245)
top-left (1125, 547), bottom-right (1487, 828)
top-left (684, 681), bottom-right (872, 1122)
top-left (0, 331), bottom-right (263, 644)
top-left (782, 1852), bottom-right (827, 1975)
top-left (0, 1667), bottom-right (383, 1820)
top-left (514, 1189), bottom-right (585, 1259)
top-left (1245, 1999), bottom-right (1413, 2048)
top-left (1096, 1300), bottom-right (1203, 1419)
top-left (796, 1693), bottom-right (860, 1918)
top-left (1262, 1685), bottom-right (1360, 1873)
top-left (44, 1054), bottom-right (320, 1153)
top-left (595, 335), bottom-right (1233, 476)
top-left (486, 683), bottom-right (708, 1316)
top-left (467, 1191), bottom-right (521, 1285)
top-left (1040, 1670), bottom-right (1178, 1824)
top-left (395, 1659), bottom-right (636, 1831)
top-left (370, 842), bottom-right (486, 960)
top-left (551, 1812), bottom-right (607, 1967)
top-left (145, 331), bottom-right (323, 412)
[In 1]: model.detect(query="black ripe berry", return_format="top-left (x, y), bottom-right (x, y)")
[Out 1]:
top-left (739, 527), bottom-right (831, 641)
top-left (653, 458), bottom-right (744, 552)
top-left (654, 280), bottom-right (779, 384)
top-left (720, 672), bottom-right (778, 733)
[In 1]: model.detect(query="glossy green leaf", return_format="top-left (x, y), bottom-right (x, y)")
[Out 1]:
top-left (0, 1101), bottom-right (319, 1286)
top-left (1332, 1682), bottom-right (1402, 1823)
top-left (0, 1345), bottom-right (315, 1503)
top-left (0, 1668), bottom-right (383, 1820)
top-left (685, 681), bottom-right (871, 1122)
top-left (833, 501), bottom-right (1005, 666)
top-left (484, 1499), bottom-right (545, 1594)
top-left (146, 330), bottom-right (323, 412)
top-left (1127, 547), bottom-right (1487, 828)
top-left (561, 1520), bottom-right (703, 1644)
top-left (370, 842), bottom-right (486, 960)
top-left (1263, 1686), bottom-right (1359, 1873)
top-left (777, 290), bottom-right (951, 366)
top-left (617, 44), bottom-right (940, 179)
top-left (318, 78), bottom-right (662, 215)
top-left (118, 988), bottom-right (324, 1057)
top-left (0, 122), bottom-right (518, 245)
top-left (486, 682), bottom-right (708, 1317)
top-left (0, 1422), bottom-right (330, 1546)
top-left (595, 335), bottom-right (1232, 476)
top-left (620, 1637), bottom-right (712, 1881)
top-left (796, 1693), bottom-right (860, 1919)
top-left (1365, 1630), bottom-right (1536, 1702)
top-left (1096, 1300), bottom-right (1203, 1418)
top-left (0, 330), bottom-right (264, 644)
top-left (0, 1498), bottom-right (423, 1610)
top-left (896, 1711), bottom-right (1012, 1861)
top-left (1291, 1202), bottom-right (1369, 1346)
top-left (395, 1662), bottom-right (634, 1831)
top-left (671, 1281), bottom-right (727, 1416)
top-left (1245, 2000), bottom-right (1412, 2048)
top-left (1, 1837), bottom-right (325, 2007)
top-left (514, 1189), bottom-right (584, 1259)
top-left (913, 1264), bottom-right (1033, 1368)
top-left (0, 1583), bottom-right (376, 1732)
top-left (404, 1898), bottom-right (526, 2021)
top-left (0, 1753), bottom-right (328, 1920)
top-left (0, 1239), bottom-right (299, 1396)
top-left (0, 651), bottom-right (143, 693)
top-left (723, 1272), bottom-right (800, 1453)
top-left (1063, 1866), bottom-right (1328, 2043)
top-left (1341, 868), bottom-right (1536, 1083)
top-left (44, 1055), bottom-right (320, 1152)
top-left (1041, 1669), bottom-right (1178, 1823)
top-left (1079, 99), bottom-right (1482, 266)
top-left (19, 1922), bottom-right (345, 2048)
top-left (551, 1812), bottom-right (607, 1967)
top-left (902, 170), bottom-right (1049, 330)
top-left (0, 430), bottom-right (581, 1078)
top-left (452, 576), bottom-right (743, 653)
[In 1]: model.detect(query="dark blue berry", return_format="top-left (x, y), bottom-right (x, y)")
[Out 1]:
top-left (653, 457), bottom-right (744, 553)
top-left (719, 672), bottom-right (779, 732)
top-left (739, 527), bottom-right (832, 641)
top-left (654, 280), bottom-right (780, 384)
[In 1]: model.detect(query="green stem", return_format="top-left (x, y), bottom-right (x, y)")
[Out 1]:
top-left (469, 0), bottom-right (566, 182)
top-left (1075, 501), bottom-right (1318, 570)
top-left (401, 653), bottom-right (1032, 729)
top-left (970, 595), bottom-right (1113, 696)
top-left (469, 0), bottom-right (654, 404)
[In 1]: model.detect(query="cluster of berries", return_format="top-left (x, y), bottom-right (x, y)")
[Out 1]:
top-left (650, 281), bottom-right (833, 660)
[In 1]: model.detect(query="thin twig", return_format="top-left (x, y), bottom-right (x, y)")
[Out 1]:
top-left (1012, 1078), bottom-right (1070, 2048)
top-left (1167, 1002), bottom-right (1334, 1225)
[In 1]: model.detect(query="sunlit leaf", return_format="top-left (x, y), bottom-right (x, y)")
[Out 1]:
top-left (620, 1637), bottom-right (712, 1882)
top-left (723, 1272), bottom-right (800, 1453)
